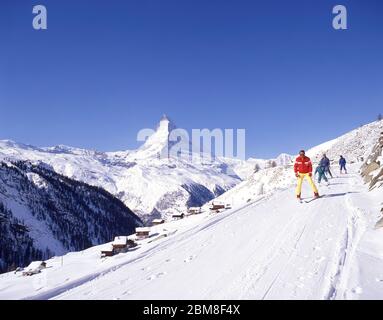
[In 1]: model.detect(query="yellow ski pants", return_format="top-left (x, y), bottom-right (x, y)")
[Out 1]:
top-left (296, 173), bottom-right (318, 196)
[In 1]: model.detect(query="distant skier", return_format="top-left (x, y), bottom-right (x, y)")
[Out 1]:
top-left (319, 154), bottom-right (333, 178)
top-left (294, 150), bottom-right (320, 200)
top-left (339, 155), bottom-right (347, 174)
top-left (315, 164), bottom-right (329, 185)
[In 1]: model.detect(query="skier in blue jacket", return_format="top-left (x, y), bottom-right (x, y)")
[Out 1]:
top-left (319, 154), bottom-right (333, 178)
top-left (339, 156), bottom-right (347, 174)
top-left (315, 164), bottom-right (329, 185)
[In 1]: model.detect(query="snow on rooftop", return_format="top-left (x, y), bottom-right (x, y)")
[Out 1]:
top-left (101, 244), bottom-right (113, 251)
top-left (112, 236), bottom-right (127, 245)
top-left (25, 261), bottom-right (45, 270)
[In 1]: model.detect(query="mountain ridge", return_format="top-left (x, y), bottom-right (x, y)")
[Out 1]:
top-left (0, 116), bottom-right (290, 220)
top-left (0, 160), bottom-right (143, 273)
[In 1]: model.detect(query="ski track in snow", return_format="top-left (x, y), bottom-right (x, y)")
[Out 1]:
top-left (0, 171), bottom-right (381, 300)
top-left (52, 175), bottom-right (366, 298)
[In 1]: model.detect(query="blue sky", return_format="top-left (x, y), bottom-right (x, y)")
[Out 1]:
top-left (1, 0), bottom-right (382, 158)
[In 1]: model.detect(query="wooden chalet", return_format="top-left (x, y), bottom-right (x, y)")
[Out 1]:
top-left (152, 218), bottom-right (165, 226)
top-left (209, 202), bottom-right (225, 211)
top-left (187, 207), bottom-right (202, 215)
top-left (172, 213), bottom-right (185, 220)
top-left (22, 261), bottom-right (47, 276)
top-left (101, 245), bottom-right (114, 257)
top-left (101, 236), bottom-right (137, 257)
top-left (136, 227), bottom-right (151, 240)
top-left (112, 236), bottom-right (128, 249)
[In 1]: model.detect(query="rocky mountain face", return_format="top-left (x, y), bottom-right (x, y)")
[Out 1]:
top-left (0, 160), bottom-right (142, 273)
top-left (360, 127), bottom-right (383, 228)
top-left (361, 130), bottom-right (383, 189)
top-left (0, 201), bottom-right (44, 273)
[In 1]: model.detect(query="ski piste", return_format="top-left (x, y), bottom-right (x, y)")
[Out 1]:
top-left (0, 111), bottom-right (382, 300)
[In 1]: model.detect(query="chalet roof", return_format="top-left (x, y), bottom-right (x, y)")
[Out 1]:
top-left (136, 227), bottom-right (151, 233)
top-left (113, 236), bottom-right (127, 246)
top-left (25, 261), bottom-right (45, 271)
top-left (101, 244), bottom-right (113, 251)
top-left (152, 219), bottom-right (165, 223)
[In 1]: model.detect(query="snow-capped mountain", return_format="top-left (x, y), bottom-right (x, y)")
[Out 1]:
top-left (0, 160), bottom-right (142, 273)
top-left (0, 116), bottom-right (288, 222)
top-left (135, 114), bottom-right (180, 159)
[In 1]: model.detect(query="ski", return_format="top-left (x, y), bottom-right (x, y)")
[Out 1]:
top-left (304, 196), bottom-right (322, 203)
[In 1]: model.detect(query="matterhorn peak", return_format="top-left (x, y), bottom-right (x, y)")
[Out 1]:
top-left (160, 114), bottom-right (169, 121)
top-left (157, 114), bottom-right (176, 131)
top-left (137, 115), bottom-right (179, 158)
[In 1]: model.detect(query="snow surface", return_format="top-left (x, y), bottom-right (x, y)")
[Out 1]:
top-left (306, 121), bottom-right (383, 163)
top-left (0, 165), bottom-right (382, 300)
top-left (1, 120), bottom-right (382, 299)
top-left (213, 120), bottom-right (383, 208)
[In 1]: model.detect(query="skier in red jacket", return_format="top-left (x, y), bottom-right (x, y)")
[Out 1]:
top-left (294, 150), bottom-right (319, 200)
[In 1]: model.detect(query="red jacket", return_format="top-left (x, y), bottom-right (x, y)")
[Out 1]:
top-left (294, 156), bottom-right (313, 174)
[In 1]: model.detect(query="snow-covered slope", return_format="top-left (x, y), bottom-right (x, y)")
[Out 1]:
top-left (213, 165), bottom-right (295, 207)
top-left (1, 121), bottom-right (383, 299)
top-left (306, 121), bottom-right (383, 164)
top-left (1, 166), bottom-right (382, 300)
top-left (0, 160), bottom-right (142, 273)
top-left (219, 153), bottom-right (292, 181)
top-left (213, 121), bottom-right (383, 208)
top-left (0, 116), bottom-right (287, 221)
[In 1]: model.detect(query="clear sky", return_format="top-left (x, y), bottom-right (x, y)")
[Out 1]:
top-left (1, 0), bottom-right (382, 158)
